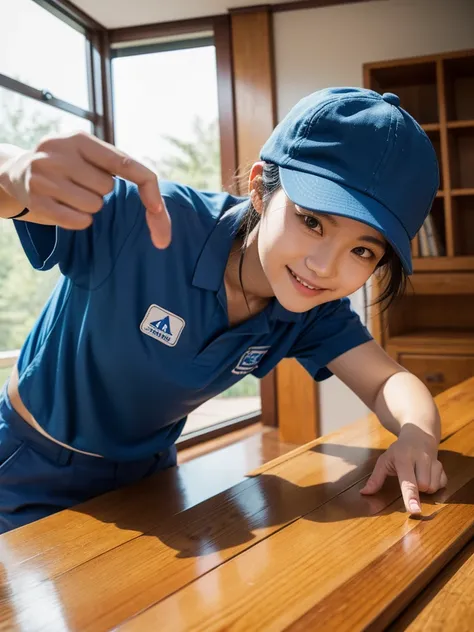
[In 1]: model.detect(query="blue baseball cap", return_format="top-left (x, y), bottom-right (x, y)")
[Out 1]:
top-left (260, 87), bottom-right (439, 274)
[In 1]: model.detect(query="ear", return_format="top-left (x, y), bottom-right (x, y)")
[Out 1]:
top-left (249, 161), bottom-right (265, 215)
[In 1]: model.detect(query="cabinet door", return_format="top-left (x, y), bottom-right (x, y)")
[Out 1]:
top-left (398, 354), bottom-right (474, 397)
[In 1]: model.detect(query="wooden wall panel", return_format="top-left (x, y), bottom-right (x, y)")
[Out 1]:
top-left (276, 358), bottom-right (320, 443)
top-left (231, 8), bottom-right (276, 185)
top-left (214, 15), bottom-right (238, 193)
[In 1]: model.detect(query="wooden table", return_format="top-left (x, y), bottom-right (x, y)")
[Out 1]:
top-left (0, 378), bottom-right (473, 631)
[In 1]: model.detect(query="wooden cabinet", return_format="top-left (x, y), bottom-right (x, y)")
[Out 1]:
top-left (364, 49), bottom-right (474, 391)
top-left (397, 353), bottom-right (474, 397)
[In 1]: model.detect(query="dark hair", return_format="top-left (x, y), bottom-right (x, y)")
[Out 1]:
top-left (236, 162), bottom-right (282, 243)
top-left (236, 161), bottom-right (408, 316)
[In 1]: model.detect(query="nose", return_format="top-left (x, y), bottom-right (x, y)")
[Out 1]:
top-left (305, 244), bottom-right (338, 279)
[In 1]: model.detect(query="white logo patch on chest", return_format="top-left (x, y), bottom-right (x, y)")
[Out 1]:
top-left (232, 346), bottom-right (270, 375)
top-left (140, 304), bottom-right (185, 347)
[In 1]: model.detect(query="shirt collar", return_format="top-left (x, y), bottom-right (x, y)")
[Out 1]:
top-left (192, 200), bottom-right (247, 292)
top-left (192, 199), bottom-right (302, 323)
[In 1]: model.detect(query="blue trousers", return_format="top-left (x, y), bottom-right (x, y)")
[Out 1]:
top-left (0, 385), bottom-right (177, 533)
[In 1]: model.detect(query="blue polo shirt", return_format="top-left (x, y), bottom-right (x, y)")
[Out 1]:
top-left (13, 178), bottom-right (372, 460)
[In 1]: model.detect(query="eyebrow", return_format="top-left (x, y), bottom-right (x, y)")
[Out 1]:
top-left (359, 235), bottom-right (386, 249)
top-left (302, 208), bottom-right (386, 250)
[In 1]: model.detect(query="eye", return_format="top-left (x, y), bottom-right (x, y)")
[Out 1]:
top-left (352, 246), bottom-right (375, 260)
top-left (301, 214), bottom-right (323, 234)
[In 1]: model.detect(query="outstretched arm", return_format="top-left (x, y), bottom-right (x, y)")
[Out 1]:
top-left (328, 340), bottom-right (446, 514)
top-left (0, 132), bottom-right (171, 248)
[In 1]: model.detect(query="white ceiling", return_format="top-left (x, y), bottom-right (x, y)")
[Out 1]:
top-left (72, 0), bottom-right (302, 29)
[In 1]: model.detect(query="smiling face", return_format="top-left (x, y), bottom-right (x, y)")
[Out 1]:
top-left (256, 187), bottom-right (387, 312)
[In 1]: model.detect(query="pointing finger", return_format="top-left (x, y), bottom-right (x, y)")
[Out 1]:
top-left (77, 134), bottom-right (170, 246)
top-left (76, 134), bottom-right (164, 211)
top-left (146, 205), bottom-right (172, 249)
top-left (397, 459), bottom-right (421, 514)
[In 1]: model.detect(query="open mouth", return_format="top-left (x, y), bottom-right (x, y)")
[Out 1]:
top-left (287, 267), bottom-right (327, 295)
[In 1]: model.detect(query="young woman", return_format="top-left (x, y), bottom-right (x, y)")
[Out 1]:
top-left (0, 87), bottom-right (446, 533)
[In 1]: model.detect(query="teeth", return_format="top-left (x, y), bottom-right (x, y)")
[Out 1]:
top-left (291, 269), bottom-right (316, 290)
top-left (298, 276), bottom-right (316, 289)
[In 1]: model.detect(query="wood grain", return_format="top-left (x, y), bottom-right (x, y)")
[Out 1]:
top-left (178, 424), bottom-right (297, 464)
top-left (437, 58), bottom-right (456, 257)
top-left (408, 272), bottom-right (474, 295)
top-left (276, 357), bottom-right (320, 444)
top-left (250, 376), bottom-right (474, 476)
top-left (398, 354), bottom-right (474, 397)
top-left (288, 481), bottom-right (474, 632)
top-left (388, 539), bottom-right (474, 631)
top-left (119, 426), bottom-right (474, 631)
top-left (0, 379), bottom-right (473, 631)
top-left (231, 8), bottom-right (275, 181)
top-left (0, 429), bottom-right (389, 630)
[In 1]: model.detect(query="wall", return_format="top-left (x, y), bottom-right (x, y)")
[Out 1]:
top-left (273, 0), bottom-right (474, 433)
top-left (72, 0), bottom-right (295, 28)
top-left (274, 0), bottom-right (474, 118)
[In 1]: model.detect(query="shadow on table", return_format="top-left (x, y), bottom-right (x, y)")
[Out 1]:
top-left (71, 442), bottom-right (474, 560)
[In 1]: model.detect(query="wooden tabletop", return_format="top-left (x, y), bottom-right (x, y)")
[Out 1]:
top-left (0, 378), bottom-right (473, 631)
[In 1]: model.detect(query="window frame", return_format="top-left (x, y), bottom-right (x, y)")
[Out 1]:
top-left (0, 1), bottom-right (113, 385)
top-left (108, 15), bottom-right (237, 193)
top-left (0, 0), bottom-right (113, 141)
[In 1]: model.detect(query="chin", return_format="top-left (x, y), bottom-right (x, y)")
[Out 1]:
top-left (274, 289), bottom-right (334, 313)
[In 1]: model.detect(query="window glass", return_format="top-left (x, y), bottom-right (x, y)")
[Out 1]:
top-left (113, 45), bottom-right (221, 190)
top-left (0, 0), bottom-right (90, 109)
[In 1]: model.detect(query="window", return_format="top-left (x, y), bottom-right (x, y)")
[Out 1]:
top-left (0, 6), bottom-right (258, 442)
top-left (112, 42), bottom-right (221, 191)
top-left (112, 34), bottom-right (261, 435)
top-left (0, 0), bottom-right (90, 109)
top-left (0, 0), bottom-right (99, 388)
top-left (0, 88), bottom-right (92, 150)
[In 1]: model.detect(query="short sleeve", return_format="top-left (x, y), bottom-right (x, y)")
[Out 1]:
top-left (289, 297), bottom-right (373, 382)
top-left (13, 177), bottom-right (143, 288)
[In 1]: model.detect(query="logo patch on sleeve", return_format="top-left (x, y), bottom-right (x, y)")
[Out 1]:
top-left (140, 305), bottom-right (185, 347)
top-left (232, 346), bottom-right (270, 375)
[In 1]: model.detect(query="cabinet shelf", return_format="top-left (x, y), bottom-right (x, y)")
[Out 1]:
top-left (368, 61), bottom-right (438, 125)
top-left (444, 54), bottom-right (474, 122)
top-left (365, 49), bottom-right (474, 395)
top-left (388, 329), bottom-right (474, 348)
top-left (448, 126), bottom-right (474, 190)
top-left (452, 188), bottom-right (474, 196)
top-left (447, 120), bottom-right (474, 130)
top-left (408, 271), bottom-right (474, 294)
top-left (423, 123), bottom-right (440, 132)
top-left (413, 256), bottom-right (474, 271)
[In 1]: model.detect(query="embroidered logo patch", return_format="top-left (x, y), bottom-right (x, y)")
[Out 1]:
top-left (140, 304), bottom-right (185, 347)
top-left (232, 346), bottom-right (270, 375)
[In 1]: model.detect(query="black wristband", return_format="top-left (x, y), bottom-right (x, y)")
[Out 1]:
top-left (8, 208), bottom-right (30, 220)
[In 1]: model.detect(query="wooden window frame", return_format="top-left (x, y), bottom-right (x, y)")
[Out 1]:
top-left (108, 15), bottom-right (237, 193)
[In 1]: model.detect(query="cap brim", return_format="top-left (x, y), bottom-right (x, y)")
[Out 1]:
top-left (279, 167), bottom-right (413, 274)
